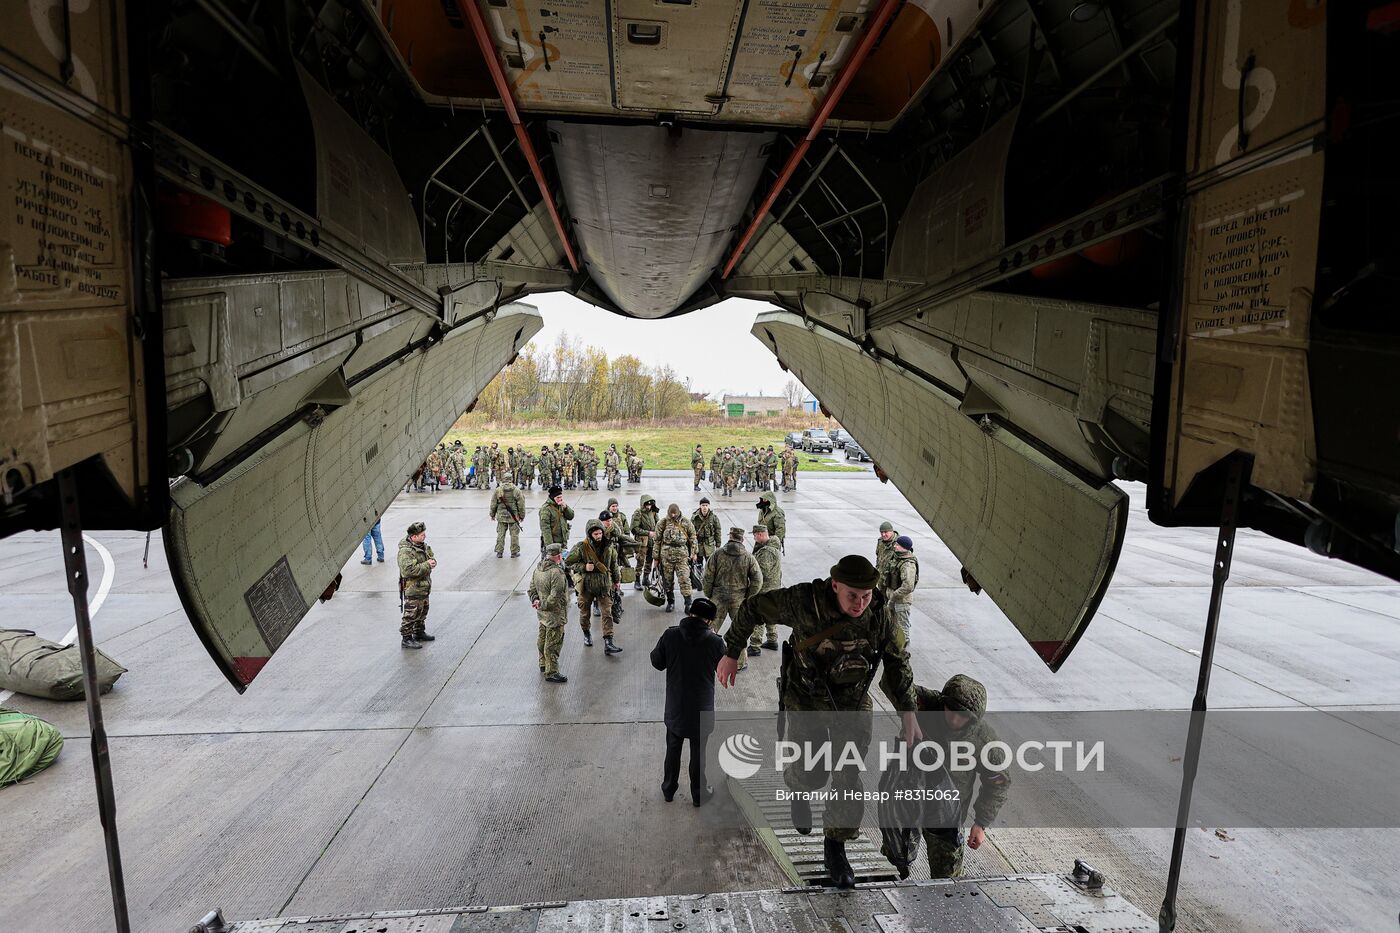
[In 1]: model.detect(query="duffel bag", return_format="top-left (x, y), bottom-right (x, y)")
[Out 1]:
top-left (0, 630), bottom-right (127, 700)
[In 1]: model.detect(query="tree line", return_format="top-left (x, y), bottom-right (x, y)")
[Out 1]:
top-left (475, 333), bottom-right (696, 421)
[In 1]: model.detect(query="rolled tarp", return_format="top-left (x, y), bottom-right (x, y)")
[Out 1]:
top-left (0, 629), bottom-right (127, 700)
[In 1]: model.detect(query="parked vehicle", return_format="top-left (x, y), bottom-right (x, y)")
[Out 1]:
top-left (829, 428), bottom-right (852, 448)
top-left (785, 431), bottom-right (804, 448)
top-left (802, 429), bottom-right (833, 453)
top-left (844, 439), bottom-right (871, 462)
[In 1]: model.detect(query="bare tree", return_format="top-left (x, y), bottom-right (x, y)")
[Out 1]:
top-left (783, 377), bottom-right (807, 408)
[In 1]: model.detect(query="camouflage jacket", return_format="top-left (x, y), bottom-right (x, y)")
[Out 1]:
top-left (397, 537), bottom-right (435, 598)
top-left (882, 551), bottom-right (919, 604)
top-left (539, 501), bottom-right (574, 547)
top-left (605, 450), bottom-right (619, 469)
top-left (725, 579), bottom-right (916, 712)
top-left (425, 451), bottom-right (445, 476)
top-left (447, 447), bottom-right (466, 470)
top-left (529, 559), bottom-right (569, 621)
top-left (710, 453), bottom-right (721, 472)
top-left (490, 484), bottom-right (525, 524)
top-left (691, 509), bottom-right (722, 554)
top-left (632, 500), bottom-right (659, 541)
top-left (691, 450), bottom-right (706, 468)
top-left (756, 493), bottom-right (786, 548)
top-left (656, 516), bottom-right (697, 557)
top-left (753, 540), bottom-right (782, 593)
top-left (702, 541), bottom-right (762, 603)
top-left (605, 520), bottom-right (637, 556)
top-left (720, 456), bottom-right (738, 477)
top-left (915, 678), bottom-right (1011, 828)
top-left (875, 536), bottom-right (897, 575)
top-left (565, 529), bottom-right (620, 595)
top-left (538, 450), bottom-right (556, 473)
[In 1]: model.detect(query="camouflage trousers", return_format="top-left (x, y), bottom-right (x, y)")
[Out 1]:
top-left (401, 596), bottom-right (429, 638)
top-left (784, 468), bottom-right (797, 489)
top-left (537, 615), bottom-right (566, 676)
top-left (495, 520), bottom-right (521, 557)
top-left (578, 589), bottom-right (616, 636)
top-left (692, 465), bottom-right (704, 486)
top-left (713, 598), bottom-right (748, 669)
top-left (723, 475), bottom-right (737, 495)
top-left (782, 708), bottom-right (873, 841)
top-left (756, 466), bottom-right (770, 489)
top-left (890, 602), bottom-right (911, 634)
top-left (922, 828), bottom-right (964, 878)
top-left (656, 549), bottom-right (693, 600)
top-left (748, 620), bottom-right (779, 649)
top-left (606, 467), bottom-right (619, 488)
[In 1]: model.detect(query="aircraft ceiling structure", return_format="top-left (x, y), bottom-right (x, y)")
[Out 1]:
top-left (0, 0), bottom-right (1395, 688)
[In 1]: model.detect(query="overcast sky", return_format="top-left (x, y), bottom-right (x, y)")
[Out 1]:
top-left (517, 292), bottom-right (798, 399)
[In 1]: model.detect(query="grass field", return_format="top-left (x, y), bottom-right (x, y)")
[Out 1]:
top-left (440, 422), bottom-right (865, 471)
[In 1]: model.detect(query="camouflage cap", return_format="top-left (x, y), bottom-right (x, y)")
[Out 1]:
top-left (407, 521), bottom-right (426, 536)
top-left (729, 526), bottom-right (745, 540)
top-left (545, 543), bottom-right (562, 556)
top-left (751, 524), bottom-right (765, 534)
top-left (829, 555), bottom-right (879, 589)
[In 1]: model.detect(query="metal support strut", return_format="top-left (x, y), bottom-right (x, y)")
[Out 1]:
top-left (1158, 457), bottom-right (1249, 932)
top-left (57, 469), bottom-right (131, 933)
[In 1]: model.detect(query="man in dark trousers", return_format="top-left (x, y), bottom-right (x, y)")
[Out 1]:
top-left (650, 596), bottom-right (725, 806)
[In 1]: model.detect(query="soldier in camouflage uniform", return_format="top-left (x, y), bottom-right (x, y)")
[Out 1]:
top-left (471, 446), bottom-right (486, 489)
top-left (530, 544), bottom-right (569, 682)
top-left (653, 503), bottom-right (697, 613)
top-left (518, 447), bottom-right (536, 490)
top-left (781, 444), bottom-right (799, 490)
top-left (720, 451), bottom-right (738, 497)
top-left (490, 480), bottom-right (526, 558)
top-left (448, 441), bottom-right (467, 488)
top-left (537, 446), bottom-right (554, 490)
top-left (754, 447), bottom-right (770, 492)
top-left (633, 452), bottom-right (645, 483)
top-left (539, 485), bottom-right (574, 554)
top-left (749, 524), bottom-right (782, 652)
top-left (397, 521), bottom-right (437, 649)
top-left (702, 527), bottom-right (761, 667)
top-left (607, 497), bottom-right (635, 577)
top-left (691, 497), bottom-right (721, 562)
top-left (485, 442), bottom-right (499, 487)
top-left (718, 555), bottom-right (922, 889)
top-left (710, 447), bottom-right (722, 489)
top-left (765, 446), bottom-right (780, 491)
top-left (565, 519), bottom-right (623, 653)
top-left (756, 490), bottom-right (786, 550)
top-left (561, 445), bottom-right (576, 490)
top-left (605, 445), bottom-right (621, 490)
top-left (875, 521), bottom-right (898, 575)
top-left (744, 448), bottom-right (759, 492)
top-left (912, 674), bottom-right (1009, 878)
top-left (425, 445), bottom-right (446, 488)
top-left (585, 445), bottom-right (600, 490)
top-left (882, 536), bottom-right (919, 633)
top-left (632, 494), bottom-right (660, 589)
top-left (691, 444), bottom-right (706, 491)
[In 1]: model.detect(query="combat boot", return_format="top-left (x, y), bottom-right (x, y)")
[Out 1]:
top-left (545, 672), bottom-right (568, 683)
top-left (415, 630), bottom-right (436, 642)
top-left (683, 595), bottom-right (692, 613)
top-left (665, 591), bottom-right (674, 613)
top-left (762, 638), bottom-right (779, 650)
top-left (823, 837), bottom-right (856, 888)
top-left (583, 630), bottom-right (593, 647)
top-left (401, 636), bottom-right (421, 649)
top-left (791, 798), bottom-right (812, 834)
top-left (604, 636), bottom-right (622, 654)
top-left (746, 645), bottom-right (761, 657)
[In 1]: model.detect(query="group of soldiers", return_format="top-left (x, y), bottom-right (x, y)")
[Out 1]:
top-left (391, 481), bottom-right (998, 890)
top-left (691, 443), bottom-right (802, 495)
top-left (414, 440), bottom-right (647, 493)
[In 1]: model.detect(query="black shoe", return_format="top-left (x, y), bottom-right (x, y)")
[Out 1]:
top-left (545, 672), bottom-right (568, 683)
top-left (415, 631), bottom-right (435, 642)
top-left (604, 636), bottom-right (622, 654)
top-left (583, 631), bottom-right (593, 647)
top-left (401, 637), bottom-right (421, 649)
top-left (662, 785), bottom-right (676, 802)
top-left (762, 639), bottom-right (779, 650)
top-left (539, 664), bottom-right (545, 672)
top-left (360, 558), bottom-right (372, 565)
top-left (692, 785), bottom-right (714, 807)
top-left (746, 645), bottom-right (762, 657)
top-left (377, 556), bottom-right (385, 563)
top-left (511, 553), bottom-right (520, 558)
top-left (823, 837), bottom-right (856, 888)
top-left (792, 798), bottom-right (812, 835)
top-left (665, 602), bottom-right (674, 613)
top-left (683, 596), bottom-right (692, 613)
top-left (496, 553), bottom-right (503, 559)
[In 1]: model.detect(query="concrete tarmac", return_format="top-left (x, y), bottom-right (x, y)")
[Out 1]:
top-left (0, 470), bottom-right (1396, 931)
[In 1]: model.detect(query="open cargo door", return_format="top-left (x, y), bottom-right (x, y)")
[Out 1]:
top-left (0, 1), bottom-right (166, 535)
top-left (166, 303), bottom-right (540, 691)
top-left (755, 311), bottom-right (1126, 671)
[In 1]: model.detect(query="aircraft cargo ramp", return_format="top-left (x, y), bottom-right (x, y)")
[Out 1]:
top-left (212, 876), bottom-right (1155, 932)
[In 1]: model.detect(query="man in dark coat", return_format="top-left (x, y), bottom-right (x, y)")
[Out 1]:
top-left (650, 597), bottom-right (725, 806)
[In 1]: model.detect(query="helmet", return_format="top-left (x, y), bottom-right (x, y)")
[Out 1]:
top-left (643, 581), bottom-right (667, 607)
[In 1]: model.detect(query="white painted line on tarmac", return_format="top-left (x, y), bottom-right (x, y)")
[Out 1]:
top-left (0, 533), bottom-right (114, 705)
